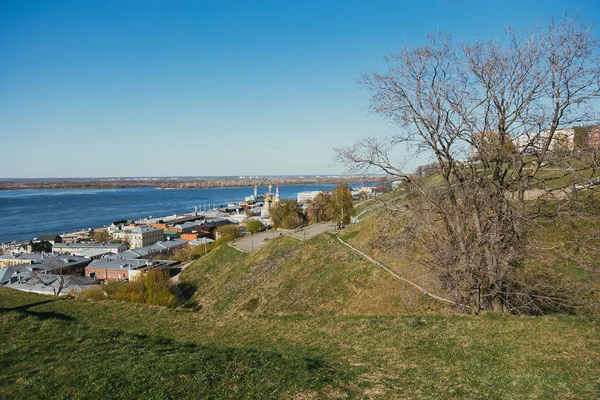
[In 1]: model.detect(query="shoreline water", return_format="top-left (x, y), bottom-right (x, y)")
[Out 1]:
top-left (0, 183), bottom-right (370, 245)
top-left (0, 176), bottom-right (380, 191)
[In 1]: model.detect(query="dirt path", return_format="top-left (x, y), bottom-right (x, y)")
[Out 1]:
top-left (335, 235), bottom-right (456, 306)
top-left (170, 261), bottom-right (193, 284)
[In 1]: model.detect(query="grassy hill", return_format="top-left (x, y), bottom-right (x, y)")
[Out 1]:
top-left (344, 188), bottom-right (600, 316)
top-left (2, 180), bottom-right (600, 398)
top-left (1, 288), bottom-right (599, 399)
top-left (180, 233), bottom-right (446, 315)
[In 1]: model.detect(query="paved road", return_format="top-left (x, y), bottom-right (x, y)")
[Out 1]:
top-left (287, 222), bottom-right (337, 241)
top-left (232, 230), bottom-right (283, 252)
top-left (232, 222), bottom-right (338, 253)
top-left (169, 261), bottom-right (193, 284)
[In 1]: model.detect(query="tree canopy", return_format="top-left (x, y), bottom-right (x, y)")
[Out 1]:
top-left (215, 225), bottom-right (242, 243)
top-left (269, 200), bottom-right (305, 230)
top-left (246, 219), bottom-right (264, 234)
top-left (331, 184), bottom-right (355, 225)
top-left (306, 192), bottom-right (334, 224)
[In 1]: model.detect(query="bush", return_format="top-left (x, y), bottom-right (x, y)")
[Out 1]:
top-left (79, 270), bottom-right (177, 307)
top-left (246, 219), bottom-right (264, 234)
top-left (78, 285), bottom-right (106, 301)
top-left (215, 225), bottom-right (242, 243)
top-left (270, 200), bottom-right (305, 229)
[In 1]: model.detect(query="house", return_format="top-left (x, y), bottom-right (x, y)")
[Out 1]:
top-left (2, 271), bottom-right (97, 295)
top-left (39, 234), bottom-right (63, 244)
top-left (180, 233), bottom-right (198, 241)
top-left (228, 213), bottom-right (247, 223)
top-left (163, 230), bottom-right (181, 240)
top-left (69, 249), bottom-right (112, 260)
top-left (85, 256), bottom-right (177, 282)
top-left (173, 221), bottom-right (204, 234)
top-left (0, 252), bottom-right (43, 268)
top-left (24, 254), bottom-right (90, 275)
top-left (187, 237), bottom-right (215, 246)
top-left (118, 239), bottom-right (188, 260)
top-left (0, 254), bottom-right (91, 294)
top-left (0, 265), bottom-right (20, 284)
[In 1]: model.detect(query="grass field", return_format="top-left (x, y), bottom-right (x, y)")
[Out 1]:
top-left (2, 176), bottom-right (600, 398)
top-left (179, 234), bottom-right (444, 315)
top-left (1, 289), bottom-right (599, 399)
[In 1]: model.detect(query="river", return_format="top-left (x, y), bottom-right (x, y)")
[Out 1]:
top-left (0, 184), bottom-right (350, 243)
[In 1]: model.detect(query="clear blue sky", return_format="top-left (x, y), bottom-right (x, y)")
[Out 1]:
top-left (1, 0), bottom-right (598, 178)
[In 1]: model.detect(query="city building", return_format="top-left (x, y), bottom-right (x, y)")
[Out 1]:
top-left (0, 253), bottom-right (90, 274)
top-left (1, 268), bottom-right (96, 295)
top-left (52, 242), bottom-right (127, 254)
top-left (588, 126), bottom-right (600, 148)
top-left (164, 230), bottom-right (181, 240)
top-left (187, 237), bottom-right (215, 246)
top-left (118, 239), bottom-right (188, 259)
top-left (85, 256), bottom-right (176, 282)
top-left (228, 212), bottom-right (248, 223)
top-left (69, 249), bottom-right (112, 260)
top-left (0, 252), bottom-right (43, 268)
top-left (174, 221), bottom-right (204, 234)
top-left (38, 234), bottom-right (63, 244)
top-left (112, 226), bottom-right (164, 248)
top-left (297, 191), bottom-right (323, 204)
top-left (514, 129), bottom-right (575, 154)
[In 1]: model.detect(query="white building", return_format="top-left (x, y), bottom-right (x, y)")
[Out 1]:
top-left (52, 242), bottom-right (127, 255)
top-left (229, 212), bottom-right (248, 223)
top-left (112, 226), bottom-right (164, 249)
top-left (514, 129), bottom-right (575, 154)
top-left (297, 191), bottom-right (323, 204)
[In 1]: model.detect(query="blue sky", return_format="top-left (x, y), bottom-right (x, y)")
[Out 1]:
top-left (1, 0), bottom-right (598, 178)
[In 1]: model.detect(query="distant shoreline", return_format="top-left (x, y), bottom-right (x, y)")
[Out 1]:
top-left (0, 176), bottom-right (379, 191)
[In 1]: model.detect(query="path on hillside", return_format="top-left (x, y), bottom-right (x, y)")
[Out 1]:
top-left (231, 230), bottom-right (281, 253)
top-left (170, 261), bottom-right (193, 284)
top-left (335, 235), bottom-right (456, 306)
top-left (231, 222), bottom-right (338, 252)
top-left (287, 222), bottom-right (337, 241)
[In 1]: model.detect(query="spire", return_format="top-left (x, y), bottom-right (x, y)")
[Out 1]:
top-left (275, 186), bottom-right (280, 202)
top-left (254, 184), bottom-right (258, 198)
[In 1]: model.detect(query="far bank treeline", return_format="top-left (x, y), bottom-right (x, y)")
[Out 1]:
top-left (0, 176), bottom-right (375, 191)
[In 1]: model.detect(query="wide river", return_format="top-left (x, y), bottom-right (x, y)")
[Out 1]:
top-left (0, 184), bottom-right (349, 244)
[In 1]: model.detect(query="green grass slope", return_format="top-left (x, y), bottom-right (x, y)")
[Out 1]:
top-left (343, 190), bottom-right (449, 299)
top-left (1, 289), bottom-right (599, 399)
top-left (0, 291), bottom-right (354, 399)
top-left (180, 233), bottom-right (446, 315)
top-left (345, 188), bottom-right (600, 316)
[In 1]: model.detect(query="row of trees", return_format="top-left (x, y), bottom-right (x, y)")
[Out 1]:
top-left (337, 15), bottom-right (600, 315)
top-left (269, 183), bottom-right (356, 229)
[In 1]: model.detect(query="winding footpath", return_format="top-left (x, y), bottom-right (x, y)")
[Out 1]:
top-left (335, 235), bottom-right (456, 306)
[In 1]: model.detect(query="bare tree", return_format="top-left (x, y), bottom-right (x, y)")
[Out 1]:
top-left (337, 16), bottom-right (600, 314)
top-left (27, 257), bottom-right (85, 296)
